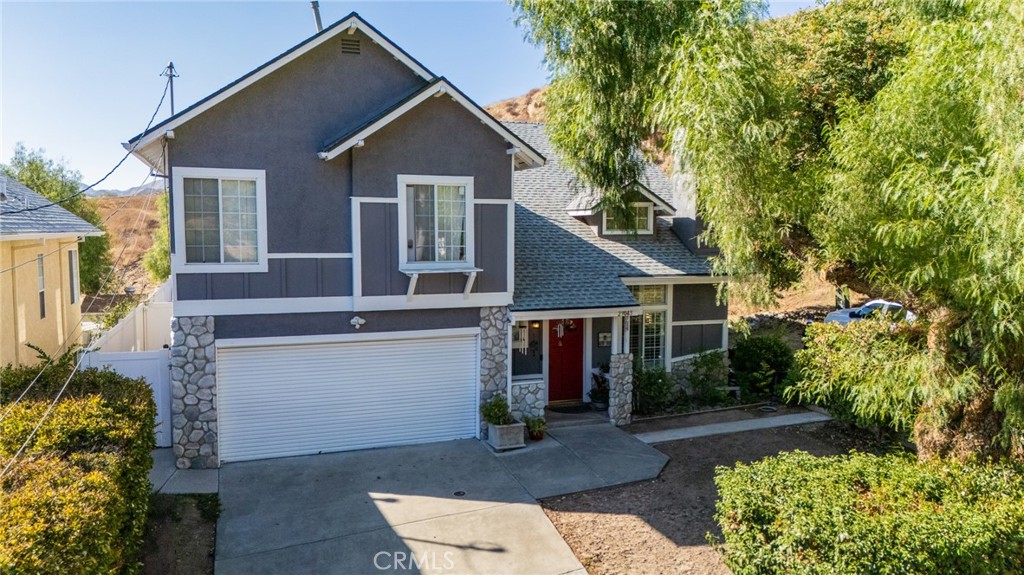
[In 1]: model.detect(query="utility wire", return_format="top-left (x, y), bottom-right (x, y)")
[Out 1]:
top-left (0, 80), bottom-right (170, 216)
top-left (0, 169), bottom-right (161, 422)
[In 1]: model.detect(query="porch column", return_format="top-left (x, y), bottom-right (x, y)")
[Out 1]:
top-left (608, 351), bottom-right (634, 426)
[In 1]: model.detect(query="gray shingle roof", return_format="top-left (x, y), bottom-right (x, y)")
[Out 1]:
top-left (0, 175), bottom-right (101, 238)
top-left (506, 122), bottom-right (713, 312)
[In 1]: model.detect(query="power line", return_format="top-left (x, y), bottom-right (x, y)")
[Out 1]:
top-left (0, 137), bottom-right (166, 421)
top-left (0, 79), bottom-right (170, 217)
top-left (0, 169), bottom-right (161, 422)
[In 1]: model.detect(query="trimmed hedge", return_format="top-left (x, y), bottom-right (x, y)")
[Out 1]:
top-left (0, 364), bottom-right (155, 574)
top-left (714, 451), bottom-right (1024, 575)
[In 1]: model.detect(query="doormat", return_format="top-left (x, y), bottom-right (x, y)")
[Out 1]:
top-left (548, 404), bottom-right (593, 414)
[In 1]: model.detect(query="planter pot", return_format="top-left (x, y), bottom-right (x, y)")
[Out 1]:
top-left (529, 430), bottom-right (545, 441)
top-left (591, 401), bottom-right (608, 411)
top-left (487, 422), bottom-right (526, 451)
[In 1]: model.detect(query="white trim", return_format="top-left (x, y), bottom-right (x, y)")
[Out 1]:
top-left (583, 317), bottom-right (593, 400)
top-left (174, 296), bottom-right (352, 316)
top-left (268, 253), bottom-right (352, 259)
top-left (506, 317), bottom-right (513, 401)
top-left (129, 15), bottom-right (434, 170)
top-left (665, 284), bottom-right (674, 372)
top-left (352, 198), bottom-right (363, 298)
top-left (397, 175), bottom-right (475, 271)
top-left (474, 198), bottom-right (514, 205)
top-left (171, 167), bottom-right (269, 274)
top-left (621, 276), bottom-right (725, 285)
top-left (671, 319), bottom-right (728, 326)
top-left (603, 202), bottom-right (655, 235)
top-left (671, 353), bottom-right (705, 363)
top-left (353, 197), bottom-right (399, 204)
top-left (541, 320), bottom-right (549, 405)
top-left (511, 376), bottom-right (543, 386)
top-left (216, 327), bottom-right (481, 350)
top-left (1, 232), bottom-right (101, 241)
top-left (507, 156), bottom-right (515, 296)
top-left (353, 292), bottom-right (512, 312)
top-left (462, 271), bottom-right (477, 299)
top-left (510, 306), bottom-right (639, 321)
top-left (320, 79), bottom-right (545, 168)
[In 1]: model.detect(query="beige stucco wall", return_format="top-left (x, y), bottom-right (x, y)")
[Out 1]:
top-left (0, 237), bottom-right (83, 366)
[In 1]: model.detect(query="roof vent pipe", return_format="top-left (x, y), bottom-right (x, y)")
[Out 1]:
top-left (310, 1), bottom-right (323, 33)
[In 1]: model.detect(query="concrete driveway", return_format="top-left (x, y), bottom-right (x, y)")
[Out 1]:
top-left (216, 439), bottom-right (586, 575)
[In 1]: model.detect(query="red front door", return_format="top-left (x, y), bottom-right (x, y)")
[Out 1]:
top-left (548, 318), bottom-right (584, 403)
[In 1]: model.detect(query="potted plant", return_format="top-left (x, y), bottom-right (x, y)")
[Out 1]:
top-left (588, 372), bottom-right (610, 410)
top-left (523, 416), bottom-right (547, 441)
top-left (480, 394), bottom-right (525, 451)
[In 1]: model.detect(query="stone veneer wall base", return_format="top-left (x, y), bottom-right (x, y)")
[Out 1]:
top-left (479, 307), bottom-right (510, 437)
top-left (608, 353), bottom-right (634, 426)
top-left (170, 316), bottom-right (218, 469)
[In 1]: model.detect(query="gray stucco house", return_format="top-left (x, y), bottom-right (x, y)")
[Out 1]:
top-left (127, 13), bottom-right (726, 469)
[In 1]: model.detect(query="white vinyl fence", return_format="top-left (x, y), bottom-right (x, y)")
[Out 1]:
top-left (82, 349), bottom-right (172, 447)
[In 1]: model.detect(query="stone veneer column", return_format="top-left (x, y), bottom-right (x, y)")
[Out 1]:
top-left (510, 381), bottom-right (545, 421)
top-left (170, 316), bottom-right (217, 469)
top-left (479, 306), bottom-right (510, 436)
top-left (608, 353), bottom-right (634, 426)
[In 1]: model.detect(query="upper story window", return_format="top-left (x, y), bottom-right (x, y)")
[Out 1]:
top-left (37, 254), bottom-right (45, 319)
top-left (398, 175), bottom-right (475, 271)
top-left (604, 203), bottom-right (654, 235)
top-left (172, 167), bottom-right (268, 274)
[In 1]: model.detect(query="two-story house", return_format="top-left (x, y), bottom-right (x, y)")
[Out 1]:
top-left (127, 13), bottom-right (726, 469)
top-left (0, 176), bottom-right (100, 366)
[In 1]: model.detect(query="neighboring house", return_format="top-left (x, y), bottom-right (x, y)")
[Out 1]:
top-left (125, 13), bottom-right (726, 469)
top-left (0, 175), bottom-right (101, 366)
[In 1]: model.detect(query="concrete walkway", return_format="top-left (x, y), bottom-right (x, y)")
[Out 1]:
top-left (494, 424), bottom-right (669, 498)
top-left (215, 440), bottom-right (586, 575)
top-left (633, 411), bottom-right (832, 444)
top-left (149, 448), bottom-right (219, 494)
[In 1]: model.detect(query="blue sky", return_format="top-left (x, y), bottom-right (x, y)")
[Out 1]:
top-left (1, 1), bottom-right (816, 191)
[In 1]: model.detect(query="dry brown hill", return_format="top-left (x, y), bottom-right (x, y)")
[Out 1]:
top-left (91, 192), bottom-right (163, 296)
top-left (486, 87), bottom-right (548, 122)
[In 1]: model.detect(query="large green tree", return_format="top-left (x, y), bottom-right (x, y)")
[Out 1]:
top-left (2, 145), bottom-right (113, 294)
top-left (514, 0), bottom-right (1024, 459)
top-left (143, 192), bottom-right (170, 283)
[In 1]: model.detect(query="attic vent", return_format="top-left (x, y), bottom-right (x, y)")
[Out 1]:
top-left (340, 38), bottom-right (361, 55)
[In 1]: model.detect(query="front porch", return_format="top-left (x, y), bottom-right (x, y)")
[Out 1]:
top-left (507, 308), bottom-right (637, 426)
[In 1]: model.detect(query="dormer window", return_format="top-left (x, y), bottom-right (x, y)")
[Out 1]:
top-left (603, 203), bottom-right (654, 235)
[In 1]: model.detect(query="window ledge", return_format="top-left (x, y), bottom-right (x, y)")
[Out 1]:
top-left (400, 266), bottom-right (481, 276)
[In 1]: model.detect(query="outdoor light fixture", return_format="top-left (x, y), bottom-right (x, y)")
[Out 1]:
top-left (350, 316), bottom-right (366, 330)
top-left (530, 321), bottom-right (541, 329)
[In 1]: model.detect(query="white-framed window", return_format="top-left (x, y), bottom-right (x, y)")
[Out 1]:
top-left (628, 285), bottom-right (667, 368)
top-left (37, 254), bottom-right (45, 319)
top-left (171, 167), bottom-right (268, 274)
top-left (603, 203), bottom-right (654, 235)
top-left (397, 175), bottom-right (475, 271)
top-left (68, 249), bottom-right (79, 304)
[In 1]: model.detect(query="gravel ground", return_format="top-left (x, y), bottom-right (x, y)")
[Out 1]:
top-left (541, 421), bottom-right (882, 575)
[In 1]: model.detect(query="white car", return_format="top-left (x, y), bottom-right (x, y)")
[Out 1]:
top-left (824, 299), bottom-right (917, 325)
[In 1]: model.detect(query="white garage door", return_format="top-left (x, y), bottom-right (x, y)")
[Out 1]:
top-left (217, 333), bottom-right (479, 462)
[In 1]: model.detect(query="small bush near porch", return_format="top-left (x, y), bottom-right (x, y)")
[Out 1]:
top-left (714, 451), bottom-right (1024, 575)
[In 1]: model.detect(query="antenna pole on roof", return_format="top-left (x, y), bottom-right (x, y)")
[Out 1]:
top-left (160, 62), bottom-right (179, 115)
top-left (311, 2), bottom-right (323, 33)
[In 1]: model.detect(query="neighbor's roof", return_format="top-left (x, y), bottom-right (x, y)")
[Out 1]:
top-left (506, 122), bottom-right (713, 312)
top-left (0, 175), bottom-right (102, 240)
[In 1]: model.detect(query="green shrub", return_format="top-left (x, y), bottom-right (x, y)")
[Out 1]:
top-left (687, 350), bottom-right (729, 405)
top-left (632, 360), bottom-right (676, 415)
top-left (714, 451), bottom-right (1024, 575)
top-left (732, 334), bottom-right (794, 395)
top-left (480, 394), bottom-right (515, 425)
top-left (0, 364), bottom-right (155, 574)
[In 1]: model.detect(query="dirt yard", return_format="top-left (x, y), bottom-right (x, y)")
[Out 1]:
top-left (90, 192), bottom-right (163, 296)
top-left (542, 421), bottom-right (885, 575)
top-left (141, 494), bottom-right (218, 575)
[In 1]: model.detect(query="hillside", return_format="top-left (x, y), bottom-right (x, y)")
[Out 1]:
top-left (90, 191), bottom-right (163, 296)
top-left (486, 87), bottom-right (548, 122)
